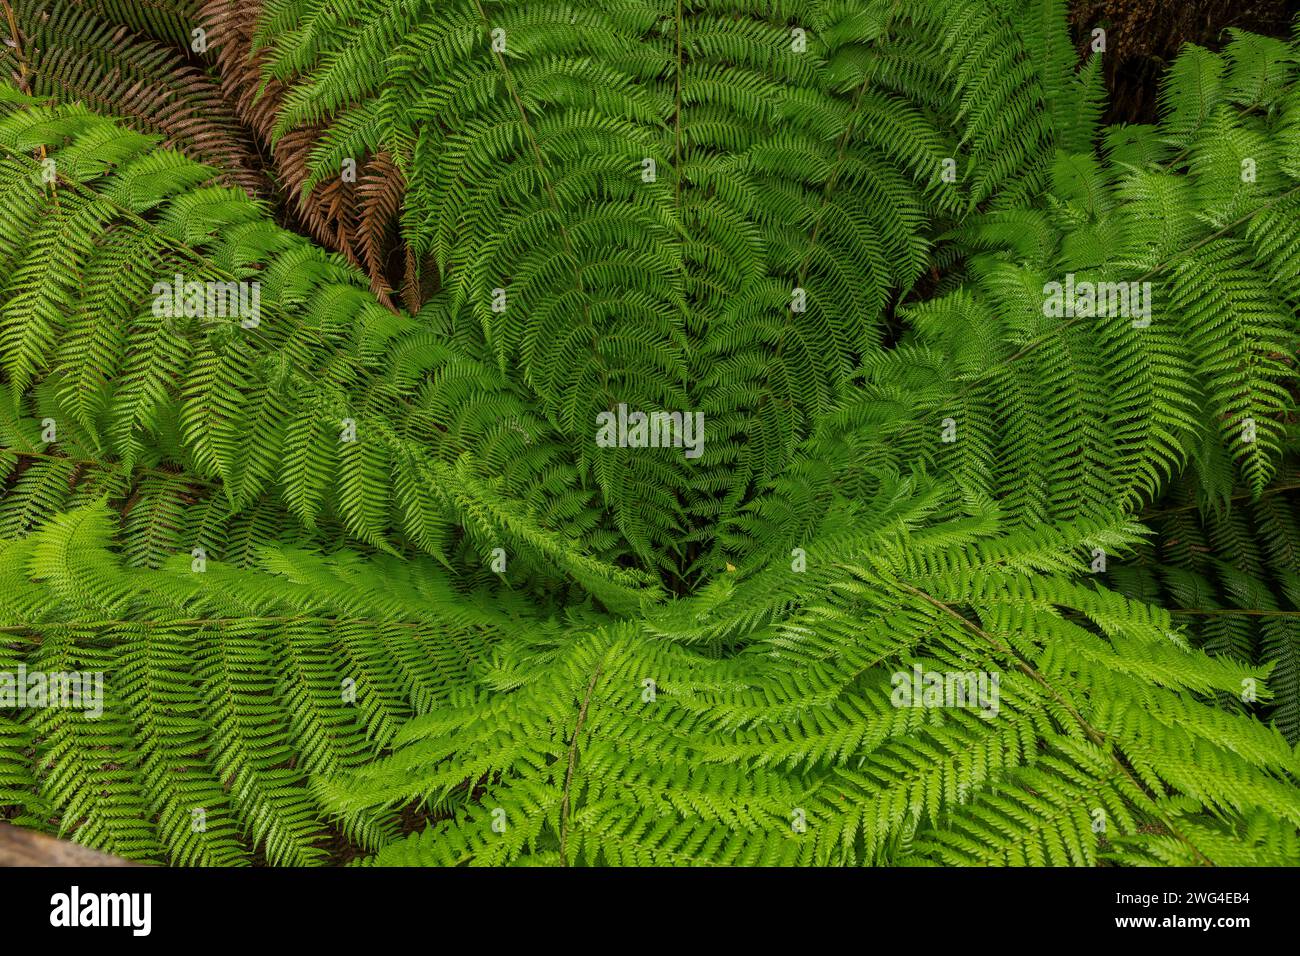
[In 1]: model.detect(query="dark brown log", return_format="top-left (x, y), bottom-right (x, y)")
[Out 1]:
top-left (0, 824), bottom-right (140, 867)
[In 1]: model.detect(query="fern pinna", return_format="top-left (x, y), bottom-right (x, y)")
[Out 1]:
top-left (0, 0), bottom-right (1298, 866)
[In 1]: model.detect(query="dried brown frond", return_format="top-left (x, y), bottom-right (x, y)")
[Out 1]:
top-left (2, 0), bottom-right (264, 194)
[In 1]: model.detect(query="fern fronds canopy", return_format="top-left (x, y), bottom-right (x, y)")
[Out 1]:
top-left (0, 0), bottom-right (1298, 867)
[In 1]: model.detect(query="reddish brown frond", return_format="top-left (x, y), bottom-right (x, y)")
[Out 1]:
top-left (1, 0), bottom-right (264, 194)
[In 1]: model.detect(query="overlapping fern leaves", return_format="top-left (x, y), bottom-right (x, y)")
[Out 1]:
top-left (0, 0), bottom-right (1297, 866)
top-left (217, 0), bottom-right (1082, 577)
top-left (0, 0), bottom-right (263, 192)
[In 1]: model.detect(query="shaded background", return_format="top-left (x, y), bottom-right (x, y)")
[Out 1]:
top-left (1070, 0), bottom-right (1298, 123)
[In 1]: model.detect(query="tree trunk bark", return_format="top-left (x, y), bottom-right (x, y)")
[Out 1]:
top-left (0, 824), bottom-right (139, 867)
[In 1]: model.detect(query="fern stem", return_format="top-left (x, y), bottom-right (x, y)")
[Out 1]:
top-left (0, 1), bottom-right (52, 189)
top-left (1, 1), bottom-right (31, 96)
top-left (3, 447), bottom-right (218, 489)
top-left (890, 576), bottom-right (1216, 865)
top-left (890, 577), bottom-right (1105, 743)
top-left (1170, 608), bottom-right (1300, 617)
top-left (559, 653), bottom-right (605, 865)
top-left (671, 0), bottom-right (683, 211)
top-left (998, 181), bottom-right (1300, 369)
top-left (469, 0), bottom-right (620, 411)
top-left (1140, 481), bottom-right (1300, 520)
